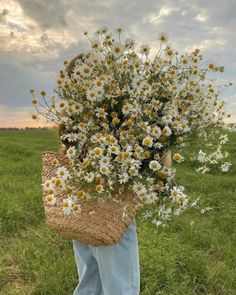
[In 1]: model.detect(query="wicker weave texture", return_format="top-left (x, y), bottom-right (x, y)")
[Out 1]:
top-left (42, 151), bottom-right (141, 246)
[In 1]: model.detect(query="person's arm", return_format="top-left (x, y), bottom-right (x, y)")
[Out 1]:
top-left (162, 151), bottom-right (172, 167)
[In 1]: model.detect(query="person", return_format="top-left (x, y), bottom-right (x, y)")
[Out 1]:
top-left (63, 53), bottom-right (172, 295)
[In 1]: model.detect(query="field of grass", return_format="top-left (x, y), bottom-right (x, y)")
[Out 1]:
top-left (0, 128), bottom-right (236, 295)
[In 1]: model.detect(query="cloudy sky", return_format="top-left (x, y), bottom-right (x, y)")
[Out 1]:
top-left (0, 0), bottom-right (235, 127)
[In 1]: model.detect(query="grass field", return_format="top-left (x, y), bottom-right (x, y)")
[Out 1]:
top-left (0, 128), bottom-right (236, 295)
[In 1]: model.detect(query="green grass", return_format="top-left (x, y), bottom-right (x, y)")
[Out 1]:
top-left (0, 129), bottom-right (236, 295)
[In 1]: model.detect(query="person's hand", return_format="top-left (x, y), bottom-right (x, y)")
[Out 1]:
top-left (163, 151), bottom-right (172, 167)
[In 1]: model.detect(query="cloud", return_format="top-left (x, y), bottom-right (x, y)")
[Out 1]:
top-left (143, 5), bottom-right (178, 25)
top-left (17, 0), bottom-right (67, 29)
top-left (195, 10), bottom-right (209, 23)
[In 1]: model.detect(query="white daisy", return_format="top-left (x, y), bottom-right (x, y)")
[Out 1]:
top-left (170, 186), bottom-right (183, 198)
top-left (129, 167), bottom-right (139, 176)
top-left (152, 219), bottom-right (163, 227)
top-left (56, 166), bottom-right (70, 181)
top-left (46, 194), bottom-right (57, 205)
top-left (142, 136), bottom-right (153, 148)
top-left (178, 120), bottom-right (190, 133)
top-left (162, 126), bottom-right (172, 137)
top-left (62, 197), bottom-right (74, 215)
top-left (66, 146), bottom-right (76, 158)
top-left (112, 42), bottom-right (123, 57)
top-left (79, 63), bottom-right (93, 76)
top-left (151, 126), bottom-right (162, 139)
top-left (84, 171), bottom-right (95, 182)
top-left (96, 107), bottom-right (107, 119)
top-left (54, 100), bottom-right (68, 112)
top-left (144, 193), bottom-right (157, 204)
top-left (99, 165), bottom-right (110, 175)
top-left (196, 165), bottom-right (210, 174)
top-left (220, 162), bottom-right (231, 172)
top-left (94, 78), bottom-right (104, 89)
top-left (173, 153), bottom-right (184, 163)
top-left (149, 160), bottom-right (161, 171)
top-left (118, 172), bottom-right (129, 184)
top-left (124, 37), bottom-right (136, 49)
top-left (107, 145), bottom-right (120, 155)
top-left (91, 39), bottom-right (101, 51)
top-left (66, 133), bottom-right (78, 142)
top-left (95, 184), bottom-right (104, 193)
top-left (42, 180), bottom-right (55, 191)
top-left (197, 150), bottom-right (207, 163)
top-left (99, 156), bottom-right (111, 166)
top-left (162, 115), bottom-right (173, 125)
top-left (140, 44), bottom-right (150, 56)
top-left (93, 147), bottom-right (103, 158)
top-left (133, 181), bottom-right (147, 195)
top-left (66, 103), bottom-right (77, 115)
top-left (86, 88), bottom-right (98, 102)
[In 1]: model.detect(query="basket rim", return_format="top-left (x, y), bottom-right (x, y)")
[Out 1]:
top-left (42, 150), bottom-right (58, 155)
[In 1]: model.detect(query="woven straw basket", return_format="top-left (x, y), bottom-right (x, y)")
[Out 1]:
top-left (42, 151), bottom-right (141, 246)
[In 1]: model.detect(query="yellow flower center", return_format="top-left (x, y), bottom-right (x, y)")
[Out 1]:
top-left (127, 119), bottom-right (133, 126)
top-left (179, 197), bottom-right (185, 203)
top-left (94, 148), bottom-right (102, 155)
top-left (99, 108), bottom-right (105, 115)
top-left (112, 117), bottom-right (120, 125)
top-left (63, 201), bottom-right (69, 207)
top-left (143, 138), bottom-right (151, 145)
top-left (123, 151), bottom-right (130, 158)
top-left (151, 163), bottom-right (158, 169)
top-left (114, 47), bottom-right (121, 53)
top-left (96, 184), bottom-right (102, 191)
top-left (172, 191), bottom-right (178, 197)
top-left (153, 100), bottom-right (159, 106)
top-left (73, 204), bottom-right (79, 211)
top-left (119, 139), bottom-right (126, 146)
top-left (54, 178), bottom-right (61, 186)
top-left (84, 67), bottom-right (90, 74)
top-left (129, 168), bottom-right (136, 175)
top-left (144, 151), bottom-right (150, 158)
top-left (110, 137), bottom-right (116, 144)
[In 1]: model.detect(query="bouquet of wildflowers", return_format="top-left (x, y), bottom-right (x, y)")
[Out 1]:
top-left (31, 27), bottom-right (233, 227)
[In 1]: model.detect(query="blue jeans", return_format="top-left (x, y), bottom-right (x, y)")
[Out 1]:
top-left (72, 218), bottom-right (140, 295)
